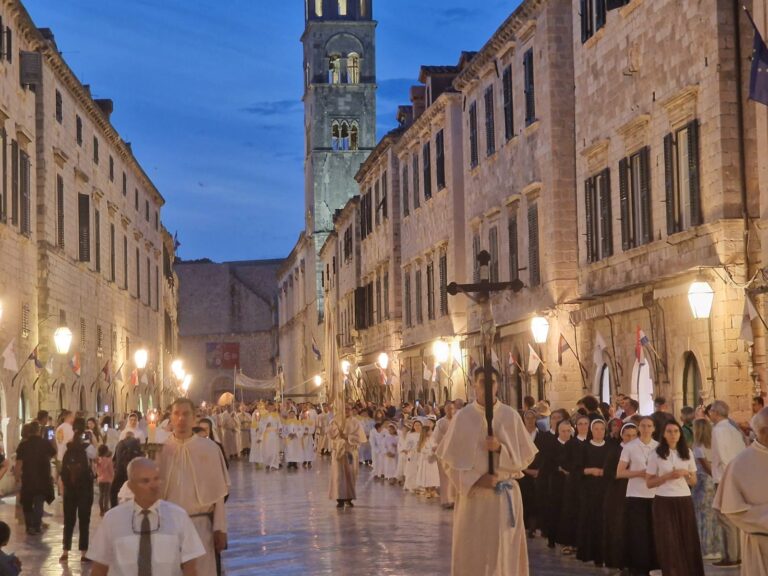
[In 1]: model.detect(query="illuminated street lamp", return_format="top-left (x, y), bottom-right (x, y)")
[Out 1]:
top-left (53, 325), bottom-right (73, 355)
top-left (433, 340), bottom-right (450, 365)
top-left (341, 360), bottom-right (351, 376)
top-left (181, 374), bottom-right (192, 395)
top-left (377, 352), bottom-right (389, 371)
top-left (171, 359), bottom-right (185, 380)
top-left (531, 316), bottom-right (550, 344)
top-left (313, 374), bottom-right (323, 387)
top-left (134, 348), bottom-right (149, 370)
top-left (688, 281), bottom-right (714, 319)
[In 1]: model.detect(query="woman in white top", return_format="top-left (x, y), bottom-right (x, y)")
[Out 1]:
top-left (646, 420), bottom-right (704, 576)
top-left (616, 416), bottom-right (659, 575)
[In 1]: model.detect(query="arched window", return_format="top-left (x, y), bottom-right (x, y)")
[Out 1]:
top-left (682, 352), bottom-right (702, 407)
top-left (359, 0), bottom-right (367, 18)
top-left (96, 389), bottom-right (102, 414)
top-left (535, 369), bottom-right (545, 401)
top-left (600, 363), bottom-right (611, 404)
top-left (79, 387), bottom-right (86, 412)
top-left (347, 53), bottom-right (360, 84)
top-left (350, 123), bottom-right (359, 151)
top-left (18, 389), bottom-right (27, 424)
top-left (340, 122), bottom-right (350, 150)
top-left (338, 0), bottom-right (348, 16)
top-left (315, 0), bottom-right (323, 17)
top-left (331, 121), bottom-right (341, 151)
top-left (631, 359), bottom-right (654, 415)
top-left (328, 55), bottom-right (341, 84)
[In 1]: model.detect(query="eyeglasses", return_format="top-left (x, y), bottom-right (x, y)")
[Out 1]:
top-left (131, 509), bottom-right (160, 535)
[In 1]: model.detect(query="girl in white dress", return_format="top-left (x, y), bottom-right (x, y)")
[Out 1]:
top-left (403, 420), bottom-right (423, 492)
top-left (382, 423), bottom-right (399, 484)
top-left (416, 422), bottom-right (440, 498)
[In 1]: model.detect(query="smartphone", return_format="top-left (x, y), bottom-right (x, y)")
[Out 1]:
top-left (415, 400), bottom-right (420, 407)
top-left (46, 428), bottom-right (55, 441)
top-left (102, 424), bottom-right (109, 433)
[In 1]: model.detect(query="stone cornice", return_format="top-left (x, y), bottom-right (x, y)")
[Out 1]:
top-left (394, 92), bottom-right (460, 155)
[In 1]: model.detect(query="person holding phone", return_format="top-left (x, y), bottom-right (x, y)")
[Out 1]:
top-left (15, 422), bottom-right (56, 535)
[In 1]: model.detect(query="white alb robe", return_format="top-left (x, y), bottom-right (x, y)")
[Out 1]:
top-left (434, 415), bottom-right (456, 506)
top-left (261, 413), bottom-right (282, 469)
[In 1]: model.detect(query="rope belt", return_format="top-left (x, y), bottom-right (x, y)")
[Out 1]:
top-left (494, 480), bottom-right (517, 528)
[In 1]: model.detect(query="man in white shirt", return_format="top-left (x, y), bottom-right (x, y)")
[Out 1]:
top-left (710, 400), bottom-right (747, 567)
top-left (88, 457), bottom-right (205, 576)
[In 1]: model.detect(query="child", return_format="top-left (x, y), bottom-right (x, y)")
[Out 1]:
top-left (383, 423), bottom-right (400, 485)
top-left (94, 444), bottom-right (114, 517)
top-left (0, 521), bottom-right (21, 576)
top-left (416, 422), bottom-right (440, 498)
top-left (403, 420), bottom-right (423, 492)
top-left (370, 422), bottom-right (384, 479)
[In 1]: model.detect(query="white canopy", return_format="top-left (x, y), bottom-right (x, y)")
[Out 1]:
top-left (234, 371), bottom-right (277, 391)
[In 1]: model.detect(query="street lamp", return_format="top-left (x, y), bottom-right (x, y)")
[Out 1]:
top-left (53, 325), bottom-right (73, 354)
top-left (688, 281), bottom-right (714, 319)
top-left (134, 348), bottom-right (149, 370)
top-left (171, 359), bottom-right (185, 380)
top-left (377, 352), bottom-right (389, 370)
top-left (531, 316), bottom-right (550, 344)
top-left (341, 360), bottom-right (351, 376)
top-left (433, 340), bottom-right (450, 365)
top-left (313, 374), bottom-right (323, 387)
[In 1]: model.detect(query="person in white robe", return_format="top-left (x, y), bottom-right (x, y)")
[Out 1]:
top-left (434, 401), bottom-right (457, 508)
top-left (235, 404), bottom-right (252, 457)
top-left (714, 407), bottom-right (768, 576)
top-left (301, 410), bottom-right (316, 468)
top-left (382, 423), bottom-right (400, 483)
top-left (282, 411), bottom-right (304, 470)
top-left (328, 406), bottom-right (368, 508)
top-left (403, 420), bottom-right (423, 492)
top-left (159, 398), bottom-right (230, 576)
top-left (218, 408), bottom-right (238, 460)
top-left (437, 368), bottom-right (537, 576)
top-left (261, 406), bottom-right (282, 471)
top-left (370, 422), bottom-right (385, 479)
top-left (249, 404), bottom-right (264, 466)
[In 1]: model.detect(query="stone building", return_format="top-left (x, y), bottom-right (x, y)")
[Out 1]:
top-left (0, 0), bottom-right (176, 455)
top-left (454, 0), bottom-right (580, 409)
top-left (176, 259), bottom-right (282, 405)
top-left (278, 0), bottom-right (377, 396)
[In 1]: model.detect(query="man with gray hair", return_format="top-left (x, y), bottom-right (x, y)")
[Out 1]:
top-left (709, 400), bottom-right (747, 568)
top-left (88, 458), bottom-right (205, 575)
top-left (714, 407), bottom-right (768, 575)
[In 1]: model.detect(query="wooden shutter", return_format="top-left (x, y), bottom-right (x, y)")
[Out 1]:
top-left (469, 102), bottom-right (478, 167)
top-left (508, 216), bottom-right (519, 280)
top-left (439, 253), bottom-right (448, 315)
top-left (374, 182), bottom-right (380, 226)
top-left (687, 120), bottom-right (702, 226)
top-left (20, 152), bottom-right (30, 234)
top-left (524, 49), bottom-right (535, 125)
top-left (383, 272), bottom-right (390, 319)
top-left (619, 157), bottom-right (631, 250)
top-left (664, 133), bottom-right (676, 235)
top-left (78, 194), bottom-right (90, 262)
top-left (423, 142), bottom-right (431, 199)
top-left (426, 263), bottom-right (435, 320)
top-left (95, 209), bottom-right (101, 272)
top-left (584, 179), bottom-right (596, 262)
top-left (485, 86), bottom-right (495, 156)
top-left (402, 165), bottom-right (409, 216)
top-left (404, 272), bottom-right (412, 327)
top-left (412, 155), bottom-right (420, 208)
top-left (489, 226), bottom-right (499, 281)
top-left (355, 286), bottom-right (367, 330)
top-left (503, 66), bottom-right (514, 140)
top-left (366, 282), bottom-right (374, 327)
top-left (123, 236), bottom-right (128, 289)
top-left (0, 129), bottom-right (6, 223)
top-left (382, 171), bottom-right (388, 219)
top-left (596, 0), bottom-right (607, 30)
top-left (57, 175), bottom-right (65, 248)
top-left (472, 234), bottom-right (481, 282)
top-left (528, 203), bottom-right (540, 287)
top-left (580, 0), bottom-right (590, 42)
top-left (110, 224), bottom-right (116, 282)
top-left (639, 146), bottom-right (652, 244)
top-left (599, 168), bottom-right (613, 258)
top-left (10, 139), bottom-right (17, 226)
top-left (436, 130), bottom-right (445, 190)
top-left (4, 26), bottom-right (11, 63)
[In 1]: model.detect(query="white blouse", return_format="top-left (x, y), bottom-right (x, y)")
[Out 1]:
top-left (646, 450), bottom-right (697, 498)
top-left (619, 437), bottom-right (659, 499)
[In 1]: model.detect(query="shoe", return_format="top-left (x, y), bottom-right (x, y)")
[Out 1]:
top-left (59, 552), bottom-right (69, 563)
top-left (345, 500), bottom-right (354, 508)
top-left (81, 553), bottom-right (90, 562)
top-left (336, 501), bottom-right (345, 508)
top-left (712, 560), bottom-right (741, 568)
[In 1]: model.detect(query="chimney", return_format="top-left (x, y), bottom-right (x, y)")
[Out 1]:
top-left (410, 86), bottom-right (426, 120)
top-left (124, 141), bottom-right (132, 153)
top-left (94, 99), bottom-right (114, 120)
top-left (396, 105), bottom-right (413, 128)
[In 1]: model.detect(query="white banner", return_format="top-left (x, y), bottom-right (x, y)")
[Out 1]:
top-left (235, 371), bottom-right (277, 391)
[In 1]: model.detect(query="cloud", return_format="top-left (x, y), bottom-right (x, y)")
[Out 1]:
top-left (240, 100), bottom-right (303, 117)
top-left (437, 8), bottom-right (477, 25)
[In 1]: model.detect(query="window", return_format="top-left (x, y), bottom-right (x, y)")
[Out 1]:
top-left (146, 257), bottom-right (151, 306)
top-left (78, 193), bottom-right (90, 262)
top-left (585, 169), bottom-right (613, 262)
top-left (383, 272), bottom-right (390, 319)
top-left (315, 0), bottom-right (323, 17)
top-left (109, 156), bottom-right (114, 182)
top-left (136, 247), bottom-right (141, 298)
top-left (375, 276), bottom-right (381, 324)
top-left (664, 120), bottom-right (701, 235)
top-left (93, 136), bottom-right (99, 164)
top-left (472, 233), bottom-right (481, 282)
top-left (381, 171), bottom-right (388, 220)
top-left (343, 226), bottom-right (353, 261)
top-left (580, 0), bottom-right (607, 43)
top-left (619, 146), bottom-right (652, 250)
top-left (332, 122), bottom-right (340, 150)
top-left (347, 53), bottom-right (360, 84)
top-left (404, 271), bottom-right (412, 327)
top-left (123, 235), bottom-right (128, 289)
top-left (55, 90), bottom-right (63, 123)
top-left (439, 253), bottom-right (448, 316)
top-left (469, 101), bottom-right (479, 168)
top-left (423, 142), bottom-right (432, 200)
top-left (2, 23), bottom-right (10, 64)
top-left (155, 211), bottom-right (159, 231)
top-left (332, 121), bottom-right (355, 151)
top-left (338, 0), bottom-right (348, 16)
top-left (374, 182), bottom-right (380, 226)
top-left (426, 261), bottom-right (435, 321)
top-left (155, 265), bottom-right (159, 311)
top-left (134, 188), bottom-right (139, 211)
top-left (0, 129), bottom-right (6, 223)
top-left (436, 130), bottom-right (445, 190)
top-left (56, 175), bottom-right (65, 248)
top-left (489, 226), bottom-right (499, 282)
top-left (80, 318), bottom-right (86, 350)
top-left (10, 140), bottom-right (17, 227)
top-left (484, 85), bottom-right (496, 156)
top-left (122, 172), bottom-right (127, 196)
top-left (145, 199), bottom-right (149, 222)
top-left (329, 55), bottom-right (341, 84)
top-left (19, 150), bottom-right (30, 235)
top-left (95, 209), bottom-right (101, 272)
top-left (508, 213), bottom-right (519, 281)
top-left (415, 268), bottom-right (423, 324)
top-left (97, 325), bottom-right (104, 357)
top-left (503, 65), bottom-right (514, 140)
top-left (523, 49), bottom-right (535, 125)
top-left (110, 223), bottom-right (116, 282)
top-left (350, 122), bottom-right (359, 150)
top-left (528, 202), bottom-right (540, 287)
top-left (402, 164), bottom-right (409, 216)
top-left (21, 303), bottom-right (29, 339)
top-left (76, 115), bottom-right (83, 146)
top-left (412, 154), bottom-right (420, 209)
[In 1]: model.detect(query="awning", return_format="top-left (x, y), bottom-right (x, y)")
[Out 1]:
top-left (234, 371), bottom-right (277, 391)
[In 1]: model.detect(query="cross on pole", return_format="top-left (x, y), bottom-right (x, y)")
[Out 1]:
top-left (447, 250), bottom-right (524, 475)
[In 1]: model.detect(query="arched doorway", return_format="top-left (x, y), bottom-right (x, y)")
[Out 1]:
top-left (682, 352), bottom-right (702, 408)
top-left (631, 359), bottom-right (654, 415)
top-left (407, 389), bottom-right (414, 404)
top-left (599, 364), bottom-right (611, 404)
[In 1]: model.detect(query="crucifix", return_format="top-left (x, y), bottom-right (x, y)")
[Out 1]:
top-left (448, 250), bottom-right (524, 474)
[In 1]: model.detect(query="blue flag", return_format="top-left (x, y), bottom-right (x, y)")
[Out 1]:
top-left (747, 8), bottom-right (768, 106)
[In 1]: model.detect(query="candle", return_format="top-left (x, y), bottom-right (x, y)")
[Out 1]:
top-left (148, 412), bottom-right (157, 443)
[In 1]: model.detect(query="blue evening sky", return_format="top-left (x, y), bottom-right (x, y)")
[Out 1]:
top-left (24, 1), bottom-right (518, 261)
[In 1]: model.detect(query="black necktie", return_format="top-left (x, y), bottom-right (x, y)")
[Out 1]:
top-left (138, 509), bottom-right (152, 576)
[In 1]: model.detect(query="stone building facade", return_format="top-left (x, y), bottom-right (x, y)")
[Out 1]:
top-left (0, 0), bottom-right (175, 453)
top-left (176, 259), bottom-right (282, 405)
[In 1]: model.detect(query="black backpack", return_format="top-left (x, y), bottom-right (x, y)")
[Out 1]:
top-left (62, 443), bottom-right (92, 487)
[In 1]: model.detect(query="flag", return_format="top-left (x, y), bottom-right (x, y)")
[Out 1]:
top-left (69, 352), bottom-right (81, 377)
top-left (432, 364), bottom-right (440, 382)
top-left (746, 7), bottom-right (768, 106)
top-left (740, 294), bottom-right (759, 343)
top-left (45, 356), bottom-right (54, 375)
top-left (1, 338), bottom-right (18, 373)
top-left (527, 343), bottom-right (542, 375)
top-left (114, 366), bottom-right (124, 383)
top-left (28, 345), bottom-right (44, 371)
top-left (469, 355), bottom-right (478, 375)
top-left (311, 336), bottom-right (322, 361)
top-left (635, 327), bottom-right (645, 364)
top-left (557, 334), bottom-right (571, 366)
top-left (422, 361), bottom-right (432, 382)
top-left (451, 356), bottom-right (461, 375)
top-left (140, 372), bottom-right (149, 387)
top-left (173, 231), bottom-right (181, 250)
top-left (593, 331), bottom-right (607, 366)
top-left (491, 349), bottom-right (501, 371)
top-left (101, 360), bottom-right (111, 384)
top-left (130, 368), bottom-right (138, 387)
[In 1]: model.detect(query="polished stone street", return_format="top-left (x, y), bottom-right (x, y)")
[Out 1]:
top-left (0, 459), bottom-right (733, 575)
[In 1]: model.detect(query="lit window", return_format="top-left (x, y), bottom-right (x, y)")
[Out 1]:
top-left (338, 0), bottom-right (347, 16)
top-left (347, 53), bottom-right (360, 84)
top-left (328, 55), bottom-right (341, 84)
top-left (315, 0), bottom-right (323, 16)
top-left (350, 123), bottom-right (359, 151)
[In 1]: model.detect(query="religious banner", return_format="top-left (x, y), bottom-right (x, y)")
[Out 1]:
top-left (206, 342), bottom-right (240, 369)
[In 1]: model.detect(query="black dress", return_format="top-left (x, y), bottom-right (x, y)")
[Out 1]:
top-left (556, 436), bottom-right (586, 547)
top-left (602, 439), bottom-right (628, 569)
top-left (576, 440), bottom-right (610, 566)
top-left (546, 438), bottom-right (569, 548)
top-left (534, 431), bottom-right (556, 538)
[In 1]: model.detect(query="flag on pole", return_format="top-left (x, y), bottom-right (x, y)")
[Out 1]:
top-left (635, 327), bottom-right (646, 364)
top-left (746, 7), bottom-right (768, 106)
top-left (140, 372), bottom-right (149, 387)
top-left (1, 338), bottom-right (18, 373)
top-left (740, 293), bottom-right (759, 343)
top-left (593, 331), bottom-right (607, 366)
top-left (491, 349), bottom-right (501, 371)
top-left (432, 364), bottom-right (440, 382)
top-left (130, 368), bottom-right (138, 387)
top-left (28, 345), bottom-right (44, 371)
top-left (115, 366), bottom-right (124, 383)
top-left (311, 336), bottom-right (322, 361)
top-left (69, 352), bottom-right (81, 377)
top-left (557, 334), bottom-right (571, 366)
top-left (45, 356), bottom-right (54, 375)
top-left (527, 343), bottom-right (542, 375)
top-left (101, 360), bottom-right (112, 384)
top-left (173, 231), bottom-right (181, 250)
top-left (422, 361), bottom-right (432, 382)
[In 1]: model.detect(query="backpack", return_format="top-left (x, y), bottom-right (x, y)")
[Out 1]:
top-left (62, 443), bottom-right (92, 487)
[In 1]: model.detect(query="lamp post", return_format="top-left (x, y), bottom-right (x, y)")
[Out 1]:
top-left (53, 325), bottom-right (73, 355)
top-left (447, 250), bottom-right (524, 474)
top-left (688, 280), bottom-right (716, 398)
